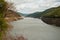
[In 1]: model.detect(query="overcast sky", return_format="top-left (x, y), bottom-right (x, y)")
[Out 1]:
top-left (6, 0), bottom-right (60, 14)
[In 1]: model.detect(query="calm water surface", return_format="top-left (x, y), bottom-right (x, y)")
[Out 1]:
top-left (10, 17), bottom-right (60, 40)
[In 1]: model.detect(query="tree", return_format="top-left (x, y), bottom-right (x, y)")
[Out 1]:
top-left (0, 0), bottom-right (15, 40)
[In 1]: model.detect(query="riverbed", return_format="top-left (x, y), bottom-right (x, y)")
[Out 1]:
top-left (10, 17), bottom-right (60, 40)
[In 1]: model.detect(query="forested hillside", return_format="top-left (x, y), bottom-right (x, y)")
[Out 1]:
top-left (41, 6), bottom-right (60, 26)
top-left (42, 6), bottom-right (60, 18)
top-left (26, 6), bottom-right (60, 18)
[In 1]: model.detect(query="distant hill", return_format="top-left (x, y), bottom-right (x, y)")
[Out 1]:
top-left (17, 12), bottom-right (29, 17)
top-left (41, 6), bottom-right (60, 26)
top-left (26, 6), bottom-right (60, 18)
top-left (42, 6), bottom-right (60, 17)
top-left (26, 12), bottom-right (43, 18)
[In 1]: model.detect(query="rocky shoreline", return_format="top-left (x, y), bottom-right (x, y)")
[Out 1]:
top-left (4, 10), bottom-right (23, 22)
top-left (5, 17), bottom-right (23, 22)
top-left (41, 17), bottom-right (60, 27)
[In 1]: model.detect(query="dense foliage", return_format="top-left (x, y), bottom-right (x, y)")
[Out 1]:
top-left (0, 0), bottom-right (10, 40)
top-left (43, 6), bottom-right (60, 18)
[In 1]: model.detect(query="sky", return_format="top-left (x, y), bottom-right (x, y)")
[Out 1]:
top-left (6, 0), bottom-right (60, 14)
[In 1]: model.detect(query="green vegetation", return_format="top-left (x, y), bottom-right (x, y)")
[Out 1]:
top-left (41, 6), bottom-right (60, 26)
top-left (43, 6), bottom-right (60, 18)
top-left (0, 0), bottom-right (7, 40)
top-left (26, 6), bottom-right (60, 18)
top-left (0, 18), bottom-right (8, 40)
top-left (0, 0), bottom-right (9, 40)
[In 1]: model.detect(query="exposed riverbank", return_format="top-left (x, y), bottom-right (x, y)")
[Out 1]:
top-left (4, 10), bottom-right (23, 22)
top-left (41, 17), bottom-right (60, 26)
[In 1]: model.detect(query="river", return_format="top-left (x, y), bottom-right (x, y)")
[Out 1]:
top-left (10, 17), bottom-right (60, 40)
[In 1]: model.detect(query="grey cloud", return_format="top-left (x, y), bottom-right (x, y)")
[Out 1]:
top-left (56, 0), bottom-right (60, 2)
top-left (6, 0), bottom-right (60, 14)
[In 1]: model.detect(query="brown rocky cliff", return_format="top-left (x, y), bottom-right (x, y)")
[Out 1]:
top-left (4, 10), bottom-right (23, 22)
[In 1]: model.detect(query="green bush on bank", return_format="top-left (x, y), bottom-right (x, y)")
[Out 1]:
top-left (0, 0), bottom-right (8, 40)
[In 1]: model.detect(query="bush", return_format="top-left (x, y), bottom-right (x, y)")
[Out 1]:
top-left (0, 0), bottom-right (15, 40)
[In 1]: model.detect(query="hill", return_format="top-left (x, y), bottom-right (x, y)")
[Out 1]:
top-left (26, 6), bottom-right (60, 18)
top-left (42, 6), bottom-right (60, 17)
top-left (17, 12), bottom-right (28, 17)
top-left (41, 6), bottom-right (60, 26)
top-left (26, 12), bottom-right (43, 18)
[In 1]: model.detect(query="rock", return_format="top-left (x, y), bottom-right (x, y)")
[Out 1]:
top-left (4, 10), bottom-right (23, 22)
top-left (41, 17), bottom-right (60, 27)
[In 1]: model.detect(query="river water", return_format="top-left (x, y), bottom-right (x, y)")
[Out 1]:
top-left (10, 17), bottom-right (60, 40)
